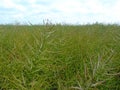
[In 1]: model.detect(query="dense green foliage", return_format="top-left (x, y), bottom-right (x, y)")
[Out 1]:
top-left (0, 24), bottom-right (120, 90)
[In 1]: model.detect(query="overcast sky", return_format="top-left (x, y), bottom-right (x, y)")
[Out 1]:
top-left (0, 0), bottom-right (120, 24)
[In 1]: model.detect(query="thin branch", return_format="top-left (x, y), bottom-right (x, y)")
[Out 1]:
top-left (106, 72), bottom-right (120, 76)
top-left (70, 86), bottom-right (83, 90)
top-left (91, 80), bottom-right (106, 87)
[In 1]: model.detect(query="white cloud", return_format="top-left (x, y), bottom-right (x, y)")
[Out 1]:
top-left (0, 0), bottom-right (26, 11)
top-left (0, 0), bottom-right (120, 24)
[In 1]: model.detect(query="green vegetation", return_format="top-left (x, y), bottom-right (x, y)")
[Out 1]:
top-left (0, 24), bottom-right (120, 90)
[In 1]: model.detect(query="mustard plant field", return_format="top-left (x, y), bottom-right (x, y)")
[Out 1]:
top-left (0, 24), bottom-right (120, 90)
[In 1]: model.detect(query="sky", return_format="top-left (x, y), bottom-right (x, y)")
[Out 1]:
top-left (0, 0), bottom-right (120, 24)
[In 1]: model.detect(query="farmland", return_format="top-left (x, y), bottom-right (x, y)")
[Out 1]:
top-left (0, 24), bottom-right (120, 90)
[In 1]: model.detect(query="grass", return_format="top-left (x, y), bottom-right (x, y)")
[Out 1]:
top-left (0, 24), bottom-right (120, 90)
